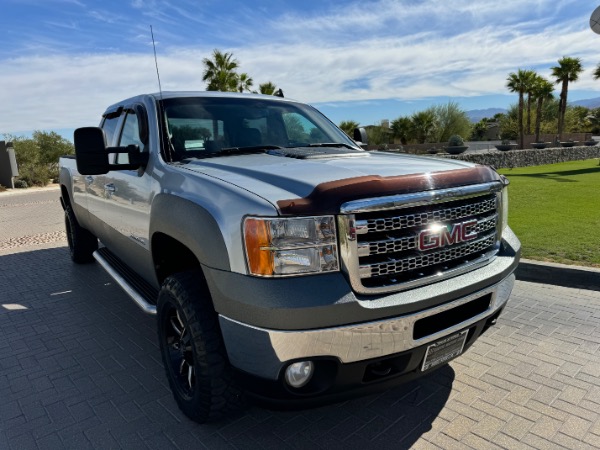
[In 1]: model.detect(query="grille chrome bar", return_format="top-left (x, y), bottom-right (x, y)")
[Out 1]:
top-left (341, 182), bottom-right (502, 214)
top-left (355, 197), bottom-right (496, 235)
top-left (359, 233), bottom-right (496, 279)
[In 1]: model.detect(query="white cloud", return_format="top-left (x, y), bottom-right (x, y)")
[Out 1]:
top-left (2, 0), bottom-right (600, 134)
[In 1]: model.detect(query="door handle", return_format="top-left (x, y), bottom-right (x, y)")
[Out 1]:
top-left (104, 183), bottom-right (116, 193)
top-left (85, 176), bottom-right (94, 185)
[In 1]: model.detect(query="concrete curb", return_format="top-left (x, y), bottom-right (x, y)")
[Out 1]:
top-left (0, 184), bottom-right (60, 196)
top-left (516, 258), bottom-right (600, 292)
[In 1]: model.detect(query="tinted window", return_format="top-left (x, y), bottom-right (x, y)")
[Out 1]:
top-left (161, 96), bottom-right (358, 161)
top-left (101, 115), bottom-right (121, 146)
top-left (116, 111), bottom-right (144, 164)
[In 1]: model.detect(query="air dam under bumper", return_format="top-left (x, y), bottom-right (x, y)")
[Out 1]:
top-left (219, 273), bottom-right (515, 381)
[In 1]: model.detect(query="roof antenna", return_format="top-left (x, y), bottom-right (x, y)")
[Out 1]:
top-left (150, 25), bottom-right (175, 161)
top-left (150, 25), bottom-right (163, 97)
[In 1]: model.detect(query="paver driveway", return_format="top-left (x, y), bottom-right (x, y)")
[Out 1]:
top-left (1, 188), bottom-right (599, 449)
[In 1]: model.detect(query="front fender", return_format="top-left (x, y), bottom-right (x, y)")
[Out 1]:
top-left (149, 194), bottom-right (231, 272)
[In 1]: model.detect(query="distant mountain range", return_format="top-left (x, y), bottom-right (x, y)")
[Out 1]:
top-left (465, 108), bottom-right (508, 122)
top-left (571, 97), bottom-right (600, 109)
top-left (466, 97), bottom-right (600, 122)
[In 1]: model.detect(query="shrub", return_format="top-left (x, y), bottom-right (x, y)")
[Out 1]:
top-left (14, 179), bottom-right (28, 189)
top-left (8, 131), bottom-right (74, 187)
top-left (0, 184), bottom-right (6, 192)
top-left (448, 135), bottom-right (465, 147)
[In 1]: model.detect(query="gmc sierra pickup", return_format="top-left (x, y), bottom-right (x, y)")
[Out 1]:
top-left (59, 91), bottom-right (520, 423)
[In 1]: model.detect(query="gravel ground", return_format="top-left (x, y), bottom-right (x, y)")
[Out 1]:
top-left (0, 186), bottom-right (66, 253)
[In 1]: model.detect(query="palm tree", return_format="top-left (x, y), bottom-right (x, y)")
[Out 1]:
top-left (202, 49), bottom-right (239, 92)
top-left (551, 56), bottom-right (583, 139)
top-left (237, 73), bottom-right (253, 93)
top-left (410, 110), bottom-right (436, 144)
top-left (338, 120), bottom-right (360, 138)
top-left (391, 116), bottom-right (413, 144)
top-left (594, 63), bottom-right (600, 81)
top-left (506, 69), bottom-right (530, 149)
top-left (258, 82), bottom-right (278, 95)
top-left (523, 70), bottom-right (537, 136)
top-left (531, 76), bottom-right (554, 143)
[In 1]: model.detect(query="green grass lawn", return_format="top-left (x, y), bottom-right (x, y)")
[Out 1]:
top-left (499, 159), bottom-right (600, 267)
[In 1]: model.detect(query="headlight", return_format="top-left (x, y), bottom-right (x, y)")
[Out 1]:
top-left (499, 176), bottom-right (509, 239)
top-left (501, 186), bottom-right (509, 232)
top-left (244, 216), bottom-right (339, 276)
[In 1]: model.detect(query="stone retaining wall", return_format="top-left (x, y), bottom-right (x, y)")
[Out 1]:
top-left (442, 146), bottom-right (600, 169)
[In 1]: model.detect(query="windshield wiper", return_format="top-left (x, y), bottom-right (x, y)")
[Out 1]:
top-left (218, 145), bottom-right (283, 155)
top-left (303, 143), bottom-right (358, 150)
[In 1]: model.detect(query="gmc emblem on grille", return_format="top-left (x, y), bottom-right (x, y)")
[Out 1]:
top-left (418, 220), bottom-right (478, 251)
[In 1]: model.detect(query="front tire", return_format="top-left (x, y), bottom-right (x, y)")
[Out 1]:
top-left (64, 203), bottom-right (97, 263)
top-left (157, 270), bottom-right (244, 423)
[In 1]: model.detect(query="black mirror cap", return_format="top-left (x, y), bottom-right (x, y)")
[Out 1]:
top-left (353, 127), bottom-right (368, 146)
top-left (73, 127), bottom-right (110, 175)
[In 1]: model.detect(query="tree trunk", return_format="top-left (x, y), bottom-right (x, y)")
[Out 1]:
top-left (558, 79), bottom-right (568, 139)
top-left (534, 98), bottom-right (543, 143)
top-left (518, 93), bottom-right (524, 149)
top-left (526, 93), bottom-right (532, 136)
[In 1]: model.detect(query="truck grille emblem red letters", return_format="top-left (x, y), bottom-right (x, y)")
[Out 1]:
top-left (418, 220), bottom-right (478, 251)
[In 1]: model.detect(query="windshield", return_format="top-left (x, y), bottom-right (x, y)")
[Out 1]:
top-left (160, 96), bottom-right (360, 161)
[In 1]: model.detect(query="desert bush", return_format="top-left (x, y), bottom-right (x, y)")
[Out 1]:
top-left (7, 131), bottom-right (73, 186)
top-left (448, 135), bottom-right (465, 147)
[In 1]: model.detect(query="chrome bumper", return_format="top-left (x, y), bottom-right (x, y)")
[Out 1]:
top-left (219, 273), bottom-right (515, 380)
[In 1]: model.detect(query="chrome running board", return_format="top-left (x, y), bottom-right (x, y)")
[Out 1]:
top-left (93, 248), bottom-right (157, 315)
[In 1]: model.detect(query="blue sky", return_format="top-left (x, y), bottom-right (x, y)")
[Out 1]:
top-left (2, 0), bottom-right (600, 140)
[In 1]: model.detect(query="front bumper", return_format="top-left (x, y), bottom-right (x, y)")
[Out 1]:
top-left (233, 304), bottom-right (505, 405)
top-left (219, 272), bottom-right (515, 381)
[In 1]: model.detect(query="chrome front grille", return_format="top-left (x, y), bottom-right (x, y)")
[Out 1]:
top-left (339, 182), bottom-right (503, 295)
top-left (358, 197), bottom-right (497, 234)
top-left (361, 233), bottom-right (496, 278)
top-left (359, 213), bottom-right (497, 257)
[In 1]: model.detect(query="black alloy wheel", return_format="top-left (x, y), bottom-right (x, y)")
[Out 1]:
top-left (157, 270), bottom-right (244, 423)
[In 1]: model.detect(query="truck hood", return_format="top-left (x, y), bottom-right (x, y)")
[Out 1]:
top-left (177, 149), bottom-right (499, 214)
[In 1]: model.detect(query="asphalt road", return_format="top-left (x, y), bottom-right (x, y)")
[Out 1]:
top-left (1, 187), bottom-right (600, 449)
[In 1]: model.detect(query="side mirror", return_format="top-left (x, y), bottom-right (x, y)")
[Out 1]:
top-left (74, 127), bottom-right (149, 175)
top-left (353, 127), bottom-right (369, 149)
top-left (74, 127), bottom-right (110, 175)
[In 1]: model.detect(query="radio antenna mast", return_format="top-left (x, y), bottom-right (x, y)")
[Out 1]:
top-left (150, 25), bottom-right (175, 161)
top-left (150, 25), bottom-right (163, 96)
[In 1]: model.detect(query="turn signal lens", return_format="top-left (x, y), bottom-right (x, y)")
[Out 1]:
top-left (244, 218), bottom-right (274, 275)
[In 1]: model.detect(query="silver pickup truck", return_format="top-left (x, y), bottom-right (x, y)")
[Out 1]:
top-left (59, 91), bottom-right (520, 423)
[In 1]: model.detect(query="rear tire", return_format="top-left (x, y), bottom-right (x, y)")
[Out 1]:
top-left (157, 270), bottom-right (244, 423)
top-left (64, 203), bottom-right (97, 263)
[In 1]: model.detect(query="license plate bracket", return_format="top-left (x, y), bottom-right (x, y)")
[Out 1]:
top-left (421, 330), bottom-right (468, 371)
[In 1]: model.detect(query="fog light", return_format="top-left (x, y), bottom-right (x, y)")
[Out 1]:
top-left (284, 361), bottom-right (314, 388)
